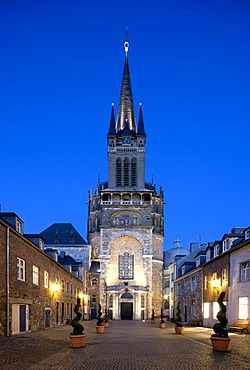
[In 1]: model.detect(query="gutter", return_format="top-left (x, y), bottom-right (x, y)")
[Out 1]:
top-left (6, 227), bottom-right (10, 336)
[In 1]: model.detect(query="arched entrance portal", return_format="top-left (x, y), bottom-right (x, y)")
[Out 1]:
top-left (120, 292), bottom-right (133, 320)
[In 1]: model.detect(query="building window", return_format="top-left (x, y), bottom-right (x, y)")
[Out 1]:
top-left (222, 268), bottom-right (227, 286)
top-left (70, 284), bottom-right (73, 295)
top-left (33, 265), bottom-right (39, 285)
top-left (119, 252), bottom-right (134, 279)
top-left (212, 272), bottom-right (217, 282)
top-left (222, 239), bottom-right (229, 253)
top-left (44, 271), bottom-right (49, 288)
top-left (239, 297), bottom-right (248, 319)
top-left (66, 282), bottom-right (69, 294)
top-left (61, 280), bottom-right (65, 293)
top-left (177, 283), bottom-right (181, 295)
top-left (214, 244), bottom-right (220, 257)
top-left (204, 275), bottom-right (208, 290)
top-left (141, 295), bottom-right (145, 308)
top-left (17, 257), bottom-right (25, 281)
top-left (116, 158), bottom-right (122, 186)
top-left (240, 261), bottom-right (249, 281)
top-left (206, 250), bottom-right (211, 262)
top-left (245, 229), bottom-right (250, 239)
top-left (92, 278), bottom-right (98, 286)
top-left (74, 286), bottom-right (77, 297)
top-left (131, 158), bottom-right (137, 186)
top-left (191, 300), bottom-right (196, 316)
top-left (16, 220), bottom-right (22, 233)
top-left (91, 295), bottom-right (96, 304)
top-left (109, 295), bottom-right (113, 308)
top-left (203, 302), bottom-right (209, 319)
top-left (124, 158), bottom-right (129, 186)
top-left (213, 301), bottom-right (219, 319)
top-left (191, 277), bottom-right (196, 291)
top-left (66, 303), bottom-right (70, 317)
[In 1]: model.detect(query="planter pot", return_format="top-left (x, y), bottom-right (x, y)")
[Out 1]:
top-left (69, 334), bottom-right (86, 348)
top-left (175, 326), bottom-right (184, 334)
top-left (211, 336), bottom-right (230, 352)
top-left (160, 322), bottom-right (166, 329)
top-left (104, 321), bottom-right (109, 328)
top-left (96, 325), bottom-right (105, 334)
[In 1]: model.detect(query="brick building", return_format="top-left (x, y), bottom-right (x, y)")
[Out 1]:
top-left (0, 213), bottom-right (87, 336)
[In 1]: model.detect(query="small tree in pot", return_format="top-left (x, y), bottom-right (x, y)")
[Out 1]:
top-left (70, 298), bottom-right (85, 347)
top-left (96, 304), bottom-right (105, 333)
top-left (211, 292), bottom-right (230, 351)
top-left (104, 309), bottom-right (110, 328)
top-left (174, 301), bottom-right (184, 334)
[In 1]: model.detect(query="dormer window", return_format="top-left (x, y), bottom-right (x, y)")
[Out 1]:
top-left (196, 257), bottom-right (200, 267)
top-left (222, 239), bottom-right (229, 253)
top-left (245, 229), bottom-right (250, 240)
top-left (69, 236), bottom-right (75, 243)
top-left (214, 244), bottom-right (220, 257)
top-left (182, 266), bottom-right (185, 275)
top-left (16, 220), bottom-right (22, 234)
top-left (206, 250), bottom-right (211, 262)
top-left (54, 236), bottom-right (60, 243)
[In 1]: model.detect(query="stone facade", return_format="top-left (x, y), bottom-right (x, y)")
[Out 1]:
top-left (87, 41), bottom-right (164, 320)
top-left (175, 267), bottom-right (203, 325)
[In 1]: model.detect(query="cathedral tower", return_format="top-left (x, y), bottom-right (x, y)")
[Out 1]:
top-left (87, 38), bottom-right (164, 320)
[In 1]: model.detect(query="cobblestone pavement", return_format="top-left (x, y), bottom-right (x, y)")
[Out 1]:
top-left (0, 321), bottom-right (249, 370)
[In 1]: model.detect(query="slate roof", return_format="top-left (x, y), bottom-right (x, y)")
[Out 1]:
top-left (40, 223), bottom-right (87, 245)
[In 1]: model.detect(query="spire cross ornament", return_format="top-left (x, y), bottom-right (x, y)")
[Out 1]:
top-left (124, 27), bottom-right (129, 56)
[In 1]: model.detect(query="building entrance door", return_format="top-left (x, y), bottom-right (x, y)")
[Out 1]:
top-left (121, 302), bottom-right (133, 320)
top-left (19, 305), bottom-right (26, 332)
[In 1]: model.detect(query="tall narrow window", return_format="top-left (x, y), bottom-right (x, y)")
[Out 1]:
top-left (240, 261), bottom-right (249, 281)
top-left (124, 158), bottom-right (129, 186)
top-left (119, 252), bottom-right (134, 279)
top-left (33, 265), bottom-right (39, 285)
top-left (116, 158), bottom-right (122, 186)
top-left (17, 257), bottom-right (25, 281)
top-left (131, 158), bottom-right (137, 186)
top-left (44, 271), bottom-right (49, 288)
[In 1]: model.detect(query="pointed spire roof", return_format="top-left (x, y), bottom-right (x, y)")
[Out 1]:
top-left (108, 103), bottom-right (116, 135)
top-left (137, 103), bottom-right (146, 136)
top-left (116, 40), bottom-right (137, 133)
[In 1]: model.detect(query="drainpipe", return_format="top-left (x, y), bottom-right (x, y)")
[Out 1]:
top-left (6, 227), bottom-right (10, 336)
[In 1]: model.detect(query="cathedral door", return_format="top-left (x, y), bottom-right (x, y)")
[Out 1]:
top-left (121, 302), bottom-right (133, 320)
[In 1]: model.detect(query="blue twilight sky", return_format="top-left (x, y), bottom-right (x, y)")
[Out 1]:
top-left (0, 0), bottom-right (249, 251)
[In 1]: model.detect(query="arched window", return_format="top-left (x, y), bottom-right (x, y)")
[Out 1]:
top-left (131, 158), bottom-right (137, 186)
top-left (119, 252), bottom-right (134, 279)
top-left (116, 158), bottom-right (122, 186)
top-left (124, 158), bottom-right (129, 186)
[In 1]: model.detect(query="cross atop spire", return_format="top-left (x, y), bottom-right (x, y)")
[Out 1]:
top-left (124, 27), bottom-right (129, 56)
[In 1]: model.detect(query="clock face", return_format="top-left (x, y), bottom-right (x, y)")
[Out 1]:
top-left (122, 137), bottom-right (131, 145)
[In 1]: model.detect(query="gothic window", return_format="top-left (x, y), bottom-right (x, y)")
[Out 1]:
top-left (131, 158), bottom-right (137, 186)
top-left (119, 252), bottom-right (134, 279)
top-left (116, 158), bottom-right (122, 186)
top-left (124, 158), bottom-right (129, 186)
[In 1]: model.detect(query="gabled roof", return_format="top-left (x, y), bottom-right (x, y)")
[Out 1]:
top-left (40, 223), bottom-right (87, 245)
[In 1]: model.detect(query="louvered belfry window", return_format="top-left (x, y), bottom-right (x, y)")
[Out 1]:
top-left (116, 158), bottom-right (122, 186)
top-left (124, 158), bottom-right (129, 186)
top-left (131, 158), bottom-right (137, 186)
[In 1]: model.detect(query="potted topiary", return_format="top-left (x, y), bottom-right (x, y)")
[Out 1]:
top-left (151, 309), bottom-right (155, 323)
top-left (104, 309), bottom-right (110, 328)
top-left (159, 308), bottom-right (166, 329)
top-left (174, 301), bottom-right (184, 334)
top-left (211, 292), bottom-right (230, 351)
top-left (96, 304), bottom-right (105, 333)
top-left (70, 298), bottom-right (85, 347)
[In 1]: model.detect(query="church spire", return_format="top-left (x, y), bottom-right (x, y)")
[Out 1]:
top-left (108, 103), bottom-right (116, 135)
top-left (116, 38), bottom-right (137, 133)
top-left (137, 103), bottom-right (146, 136)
